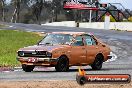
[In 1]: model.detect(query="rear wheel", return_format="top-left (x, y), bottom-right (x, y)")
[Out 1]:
top-left (55, 56), bottom-right (69, 72)
top-left (91, 54), bottom-right (103, 70)
top-left (22, 64), bottom-right (35, 72)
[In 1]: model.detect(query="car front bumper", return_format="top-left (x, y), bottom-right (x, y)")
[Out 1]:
top-left (16, 57), bottom-right (58, 63)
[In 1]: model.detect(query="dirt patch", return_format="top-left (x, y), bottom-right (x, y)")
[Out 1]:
top-left (33, 32), bottom-right (45, 36)
top-left (0, 81), bottom-right (131, 88)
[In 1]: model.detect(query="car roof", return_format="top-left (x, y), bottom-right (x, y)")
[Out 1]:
top-left (51, 32), bottom-right (93, 36)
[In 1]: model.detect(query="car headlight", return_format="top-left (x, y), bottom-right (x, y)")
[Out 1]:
top-left (46, 52), bottom-right (52, 57)
top-left (18, 51), bottom-right (24, 57)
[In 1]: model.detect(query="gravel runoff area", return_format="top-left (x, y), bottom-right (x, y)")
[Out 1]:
top-left (0, 81), bottom-right (131, 88)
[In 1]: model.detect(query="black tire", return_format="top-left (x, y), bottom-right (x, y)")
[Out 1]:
top-left (55, 56), bottom-right (69, 72)
top-left (91, 54), bottom-right (103, 70)
top-left (22, 64), bottom-right (35, 72)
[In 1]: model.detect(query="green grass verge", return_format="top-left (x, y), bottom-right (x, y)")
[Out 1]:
top-left (0, 30), bottom-right (43, 67)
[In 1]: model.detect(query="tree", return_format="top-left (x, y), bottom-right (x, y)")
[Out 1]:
top-left (0, 0), bottom-right (6, 22)
top-left (128, 16), bottom-right (132, 22)
top-left (11, 0), bottom-right (21, 23)
top-left (31, 0), bottom-right (44, 25)
top-left (52, 0), bottom-right (63, 21)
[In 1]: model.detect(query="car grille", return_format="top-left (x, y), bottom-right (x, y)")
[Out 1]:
top-left (18, 51), bottom-right (47, 58)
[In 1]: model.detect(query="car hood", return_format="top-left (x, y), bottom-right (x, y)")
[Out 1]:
top-left (19, 45), bottom-right (69, 52)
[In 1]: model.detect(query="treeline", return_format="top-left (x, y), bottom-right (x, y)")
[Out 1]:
top-left (0, 0), bottom-right (78, 24)
top-left (0, 0), bottom-right (132, 24)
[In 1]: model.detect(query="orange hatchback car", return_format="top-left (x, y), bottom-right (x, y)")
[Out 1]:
top-left (17, 32), bottom-right (112, 72)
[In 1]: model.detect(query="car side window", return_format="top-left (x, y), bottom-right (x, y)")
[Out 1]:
top-left (73, 36), bottom-right (84, 46)
top-left (85, 35), bottom-right (97, 45)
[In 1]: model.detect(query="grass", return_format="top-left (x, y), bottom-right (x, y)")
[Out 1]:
top-left (0, 30), bottom-right (43, 67)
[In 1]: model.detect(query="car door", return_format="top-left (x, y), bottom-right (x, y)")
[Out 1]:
top-left (70, 35), bottom-right (87, 65)
top-left (84, 34), bottom-right (99, 64)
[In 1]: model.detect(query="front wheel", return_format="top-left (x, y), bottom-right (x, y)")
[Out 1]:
top-left (22, 64), bottom-right (35, 72)
top-left (91, 55), bottom-right (103, 70)
top-left (55, 56), bottom-right (69, 72)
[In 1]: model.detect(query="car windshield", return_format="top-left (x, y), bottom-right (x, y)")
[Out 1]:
top-left (39, 34), bottom-right (73, 45)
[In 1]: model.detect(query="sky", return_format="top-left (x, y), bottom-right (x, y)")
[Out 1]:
top-left (6, 0), bottom-right (132, 10)
top-left (100, 0), bottom-right (132, 10)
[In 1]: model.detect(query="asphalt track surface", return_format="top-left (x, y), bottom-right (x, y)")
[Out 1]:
top-left (0, 23), bottom-right (132, 81)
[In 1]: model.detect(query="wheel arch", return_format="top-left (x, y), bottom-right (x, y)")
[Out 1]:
top-left (96, 53), bottom-right (104, 61)
top-left (59, 54), bottom-right (69, 62)
top-left (55, 54), bottom-right (69, 72)
top-left (91, 53), bottom-right (104, 70)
